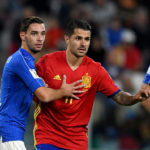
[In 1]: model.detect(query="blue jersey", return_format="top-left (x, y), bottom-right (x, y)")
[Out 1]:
top-left (0, 48), bottom-right (44, 142)
top-left (143, 65), bottom-right (150, 85)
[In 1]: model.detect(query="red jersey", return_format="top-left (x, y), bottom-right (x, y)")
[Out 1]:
top-left (34, 51), bottom-right (120, 150)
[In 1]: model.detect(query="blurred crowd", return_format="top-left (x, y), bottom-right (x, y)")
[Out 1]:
top-left (0, 0), bottom-right (150, 149)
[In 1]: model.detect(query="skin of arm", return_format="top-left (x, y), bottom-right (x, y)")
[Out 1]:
top-left (112, 87), bottom-right (150, 106)
top-left (141, 83), bottom-right (150, 113)
top-left (34, 75), bottom-right (84, 102)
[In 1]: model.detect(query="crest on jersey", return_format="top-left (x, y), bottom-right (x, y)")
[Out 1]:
top-left (82, 73), bottom-right (91, 91)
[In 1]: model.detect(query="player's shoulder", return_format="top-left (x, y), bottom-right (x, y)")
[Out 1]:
top-left (84, 55), bottom-right (102, 68)
top-left (5, 50), bottom-right (21, 66)
top-left (84, 56), bottom-right (108, 75)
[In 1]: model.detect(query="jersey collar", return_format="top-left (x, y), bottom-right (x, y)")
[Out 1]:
top-left (19, 48), bottom-right (35, 61)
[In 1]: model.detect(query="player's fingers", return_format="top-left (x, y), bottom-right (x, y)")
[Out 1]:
top-left (147, 89), bottom-right (150, 96)
top-left (145, 91), bottom-right (149, 97)
top-left (73, 84), bottom-right (85, 90)
top-left (73, 90), bottom-right (84, 93)
top-left (72, 80), bottom-right (83, 86)
top-left (71, 94), bottom-right (79, 100)
top-left (139, 96), bottom-right (142, 99)
top-left (45, 83), bottom-right (48, 88)
top-left (62, 75), bottom-right (66, 84)
top-left (143, 90), bottom-right (150, 98)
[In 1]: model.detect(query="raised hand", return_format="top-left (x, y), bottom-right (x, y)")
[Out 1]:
top-left (60, 75), bottom-right (85, 99)
top-left (140, 83), bottom-right (150, 98)
top-left (133, 83), bottom-right (150, 102)
top-left (139, 83), bottom-right (150, 112)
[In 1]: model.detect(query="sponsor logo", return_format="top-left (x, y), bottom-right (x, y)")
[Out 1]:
top-left (29, 69), bottom-right (40, 79)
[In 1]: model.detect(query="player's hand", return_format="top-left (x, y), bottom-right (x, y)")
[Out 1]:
top-left (60, 75), bottom-right (85, 99)
top-left (140, 83), bottom-right (150, 97)
top-left (134, 83), bottom-right (150, 101)
top-left (139, 83), bottom-right (150, 113)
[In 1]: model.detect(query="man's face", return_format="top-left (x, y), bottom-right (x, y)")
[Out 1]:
top-left (66, 28), bottom-right (91, 57)
top-left (24, 23), bottom-right (46, 53)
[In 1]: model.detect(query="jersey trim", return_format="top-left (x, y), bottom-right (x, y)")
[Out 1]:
top-left (33, 102), bottom-right (42, 147)
top-left (108, 89), bottom-right (121, 97)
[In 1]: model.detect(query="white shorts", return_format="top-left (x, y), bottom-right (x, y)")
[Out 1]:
top-left (0, 140), bottom-right (26, 150)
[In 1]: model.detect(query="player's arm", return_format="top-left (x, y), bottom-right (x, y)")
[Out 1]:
top-left (140, 65), bottom-right (150, 112)
top-left (112, 66), bottom-right (150, 106)
top-left (141, 83), bottom-right (150, 112)
top-left (96, 64), bottom-right (150, 106)
top-left (112, 89), bottom-right (150, 106)
top-left (14, 56), bottom-right (84, 103)
top-left (141, 83), bottom-right (150, 113)
top-left (34, 75), bottom-right (84, 102)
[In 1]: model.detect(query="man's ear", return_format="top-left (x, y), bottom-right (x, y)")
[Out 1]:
top-left (64, 35), bottom-right (69, 45)
top-left (20, 32), bottom-right (25, 41)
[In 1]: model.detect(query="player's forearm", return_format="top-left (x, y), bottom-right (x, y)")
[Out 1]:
top-left (112, 91), bottom-right (140, 106)
top-left (35, 87), bottom-right (65, 103)
top-left (46, 88), bottom-right (66, 102)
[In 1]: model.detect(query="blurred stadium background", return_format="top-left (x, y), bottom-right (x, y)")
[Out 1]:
top-left (1, 0), bottom-right (150, 149)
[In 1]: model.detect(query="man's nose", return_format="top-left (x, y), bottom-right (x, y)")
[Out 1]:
top-left (81, 39), bottom-right (86, 46)
top-left (37, 34), bottom-right (43, 41)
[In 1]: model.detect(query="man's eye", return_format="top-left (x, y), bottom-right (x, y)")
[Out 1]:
top-left (76, 37), bottom-right (81, 40)
top-left (31, 32), bottom-right (37, 35)
top-left (42, 32), bottom-right (46, 36)
top-left (85, 38), bottom-right (90, 41)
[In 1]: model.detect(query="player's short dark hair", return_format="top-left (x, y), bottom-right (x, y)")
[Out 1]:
top-left (20, 16), bottom-right (44, 32)
top-left (65, 19), bottom-right (91, 37)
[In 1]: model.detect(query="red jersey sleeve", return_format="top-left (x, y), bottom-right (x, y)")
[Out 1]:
top-left (96, 64), bottom-right (120, 97)
top-left (35, 55), bottom-right (47, 78)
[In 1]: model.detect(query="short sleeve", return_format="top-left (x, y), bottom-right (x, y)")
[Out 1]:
top-left (96, 65), bottom-right (120, 97)
top-left (35, 55), bottom-right (47, 78)
top-left (12, 56), bottom-right (44, 93)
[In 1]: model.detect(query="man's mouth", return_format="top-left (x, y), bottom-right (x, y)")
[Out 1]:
top-left (78, 48), bottom-right (86, 52)
top-left (36, 44), bottom-right (43, 48)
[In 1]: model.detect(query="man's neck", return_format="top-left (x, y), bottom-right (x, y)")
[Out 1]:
top-left (66, 50), bottom-right (83, 71)
top-left (21, 46), bottom-right (37, 58)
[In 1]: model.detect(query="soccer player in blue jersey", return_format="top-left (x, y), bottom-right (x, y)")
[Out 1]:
top-left (141, 66), bottom-right (150, 112)
top-left (0, 16), bottom-right (84, 150)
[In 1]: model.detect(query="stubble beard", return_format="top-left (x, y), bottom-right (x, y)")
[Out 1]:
top-left (30, 48), bottom-right (41, 54)
top-left (75, 49), bottom-right (88, 58)
top-left (26, 37), bottom-right (43, 54)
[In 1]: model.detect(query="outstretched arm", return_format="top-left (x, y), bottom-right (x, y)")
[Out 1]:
top-left (112, 88), bottom-right (150, 106)
top-left (34, 75), bottom-right (84, 102)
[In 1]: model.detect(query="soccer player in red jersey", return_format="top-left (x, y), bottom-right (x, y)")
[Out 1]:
top-left (34, 19), bottom-right (150, 150)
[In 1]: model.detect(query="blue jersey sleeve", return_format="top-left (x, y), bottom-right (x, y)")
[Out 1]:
top-left (9, 55), bottom-right (44, 93)
top-left (143, 65), bottom-right (150, 85)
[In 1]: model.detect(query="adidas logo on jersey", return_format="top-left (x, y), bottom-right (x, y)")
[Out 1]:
top-left (53, 75), bottom-right (61, 80)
